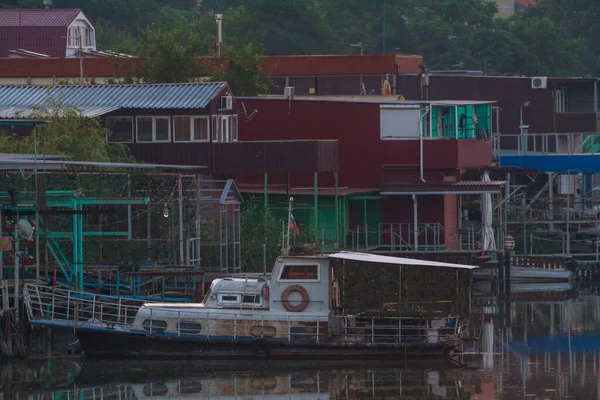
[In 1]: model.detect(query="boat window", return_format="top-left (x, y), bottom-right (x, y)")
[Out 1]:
top-left (179, 380), bottom-right (203, 394)
top-left (279, 264), bottom-right (319, 281)
top-left (143, 383), bottom-right (168, 396)
top-left (142, 319), bottom-right (167, 333)
top-left (218, 294), bottom-right (240, 303)
top-left (250, 325), bottom-right (277, 337)
top-left (178, 322), bottom-right (202, 334)
top-left (242, 294), bottom-right (261, 304)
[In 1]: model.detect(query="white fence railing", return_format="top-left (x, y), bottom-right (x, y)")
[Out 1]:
top-left (23, 284), bottom-right (465, 345)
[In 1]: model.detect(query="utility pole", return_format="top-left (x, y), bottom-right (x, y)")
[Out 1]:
top-left (350, 42), bottom-right (374, 95)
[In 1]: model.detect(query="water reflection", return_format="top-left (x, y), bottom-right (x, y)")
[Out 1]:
top-left (6, 281), bottom-right (600, 399)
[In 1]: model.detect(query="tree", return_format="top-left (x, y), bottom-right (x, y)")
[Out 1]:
top-left (222, 1), bottom-right (335, 55)
top-left (0, 94), bottom-right (131, 162)
top-left (239, 200), bottom-right (283, 272)
top-left (137, 21), bottom-right (209, 83)
top-left (212, 43), bottom-right (273, 96)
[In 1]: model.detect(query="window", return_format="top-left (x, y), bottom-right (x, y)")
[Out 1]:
top-left (142, 319), bottom-right (167, 333)
top-left (231, 115), bottom-right (238, 141)
top-left (178, 321), bottom-right (202, 334)
top-left (136, 116), bottom-right (171, 142)
top-left (242, 294), bottom-right (261, 304)
top-left (106, 116), bottom-right (133, 143)
top-left (137, 117), bottom-right (153, 142)
top-left (211, 115), bottom-right (237, 143)
top-left (279, 264), bottom-right (319, 281)
top-left (174, 116), bottom-right (210, 142)
top-left (380, 106), bottom-right (421, 139)
top-left (143, 383), bottom-right (168, 396)
top-left (218, 294), bottom-right (240, 304)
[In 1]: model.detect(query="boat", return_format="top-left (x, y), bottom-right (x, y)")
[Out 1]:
top-left (24, 251), bottom-right (478, 359)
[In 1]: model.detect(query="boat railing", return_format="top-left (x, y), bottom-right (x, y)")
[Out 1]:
top-left (23, 284), bottom-right (465, 345)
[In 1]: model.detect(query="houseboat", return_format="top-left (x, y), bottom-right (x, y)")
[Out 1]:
top-left (24, 251), bottom-right (478, 359)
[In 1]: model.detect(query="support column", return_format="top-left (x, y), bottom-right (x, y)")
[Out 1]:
top-left (412, 195), bottom-right (418, 249)
top-left (195, 175), bottom-right (201, 268)
top-left (178, 174), bottom-right (184, 264)
top-left (548, 172), bottom-right (554, 231)
top-left (334, 171), bottom-right (339, 246)
top-left (314, 172), bottom-right (319, 241)
top-left (264, 173), bottom-right (268, 211)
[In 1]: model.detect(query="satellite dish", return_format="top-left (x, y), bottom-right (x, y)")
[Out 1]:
top-left (17, 220), bottom-right (33, 241)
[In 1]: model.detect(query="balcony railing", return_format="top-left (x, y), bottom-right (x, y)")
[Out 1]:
top-left (493, 132), bottom-right (600, 158)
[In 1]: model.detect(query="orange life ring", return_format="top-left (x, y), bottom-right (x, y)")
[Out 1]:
top-left (261, 282), bottom-right (270, 301)
top-left (281, 285), bottom-right (309, 312)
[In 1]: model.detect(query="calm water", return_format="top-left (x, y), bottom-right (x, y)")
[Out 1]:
top-left (4, 282), bottom-right (600, 399)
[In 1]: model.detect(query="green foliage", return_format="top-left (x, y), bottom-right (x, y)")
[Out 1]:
top-left (137, 21), bottom-right (209, 83)
top-left (9, 0), bottom-right (599, 76)
top-left (0, 94), bottom-right (131, 163)
top-left (240, 199), bottom-right (283, 272)
top-left (212, 43), bottom-right (273, 96)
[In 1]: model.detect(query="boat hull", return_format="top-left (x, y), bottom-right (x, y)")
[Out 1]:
top-left (75, 328), bottom-right (455, 359)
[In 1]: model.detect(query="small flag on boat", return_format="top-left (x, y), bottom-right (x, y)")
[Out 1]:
top-left (289, 214), bottom-right (300, 235)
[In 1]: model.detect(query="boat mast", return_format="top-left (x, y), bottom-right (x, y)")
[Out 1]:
top-left (286, 196), bottom-right (293, 255)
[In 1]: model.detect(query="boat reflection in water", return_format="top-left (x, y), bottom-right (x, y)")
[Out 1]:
top-left (24, 361), bottom-right (471, 400)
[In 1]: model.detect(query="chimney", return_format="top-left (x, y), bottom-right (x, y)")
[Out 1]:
top-left (215, 14), bottom-right (223, 57)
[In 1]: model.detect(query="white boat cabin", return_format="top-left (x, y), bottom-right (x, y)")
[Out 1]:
top-left (129, 252), bottom-right (477, 342)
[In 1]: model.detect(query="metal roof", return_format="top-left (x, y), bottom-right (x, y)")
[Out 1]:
top-left (0, 83), bottom-right (227, 119)
top-left (0, 8), bottom-right (82, 27)
top-left (329, 252), bottom-right (479, 269)
top-left (243, 95), bottom-right (495, 106)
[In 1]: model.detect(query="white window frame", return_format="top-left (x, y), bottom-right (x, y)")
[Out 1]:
top-left (106, 116), bottom-right (134, 143)
top-left (231, 114), bottom-right (238, 142)
top-left (217, 293), bottom-right (241, 305)
top-left (136, 116), bottom-right (171, 143)
top-left (277, 264), bottom-right (321, 283)
top-left (173, 116), bottom-right (210, 142)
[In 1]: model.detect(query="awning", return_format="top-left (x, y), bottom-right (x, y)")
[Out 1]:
top-left (381, 180), bottom-right (505, 195)
top-left (329, 251), bottom-right (479, 269)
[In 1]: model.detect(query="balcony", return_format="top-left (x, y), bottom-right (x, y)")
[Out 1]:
top-left (494, 132), bottom-right (600, 173)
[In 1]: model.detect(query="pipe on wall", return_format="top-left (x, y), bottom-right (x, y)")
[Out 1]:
top-left (419, 106), bottom-right (430, 183)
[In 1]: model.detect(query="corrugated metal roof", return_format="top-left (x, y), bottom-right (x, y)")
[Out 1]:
top-left (0, 9), bottom-right (81, 27)
top-left (0, 83), bottom-right (226, 119)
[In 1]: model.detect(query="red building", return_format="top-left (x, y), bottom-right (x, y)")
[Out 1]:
top-left (238, 96), bottom-right (504, 251)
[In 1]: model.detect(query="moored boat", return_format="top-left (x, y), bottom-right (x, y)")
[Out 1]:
top-left (24, 251), bottom-right (478, 359)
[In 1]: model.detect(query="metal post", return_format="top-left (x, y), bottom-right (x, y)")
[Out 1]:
top-left (567, 174), bottom-right (571, 255)
top-left (412, 195), bottom-right (418, 249)
top-left (127, 174), bottom-right (132, 240)
top-left (195, 175), bottom-right (201, 268)
top-left (548, 172), bottom-right (554, 231)
top-left (263, 243), bottom-right (267, 274)
top-left (178, 175), bottom-right (184, 264)
top-left (264, 173), bottom-right (268, 211)
top-left (522, 197), bottom-right (527, 255)
top-left (314, 172), bottom-right (318, 241)
top-left (334, 171), bottom-right (339, 246)
top-left (14, 227), bottom-right (19, 325)
top-left (505, 250), bottom-right (511, 300)
top-left (286, 198), bottom-right (292, 255)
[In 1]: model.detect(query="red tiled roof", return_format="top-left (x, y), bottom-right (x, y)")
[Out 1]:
top-left (0, 8), bottom-right (81, 27)
top-left (0, 9), bottom-right (83, 58)
top-left (514, 0), bottom-right (537, 9)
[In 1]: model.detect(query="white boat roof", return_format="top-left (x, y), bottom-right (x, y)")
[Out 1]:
top-left (329, 252), bottom-right (479, 270)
